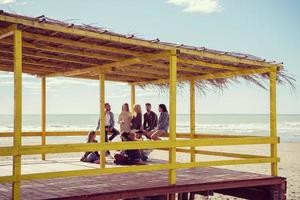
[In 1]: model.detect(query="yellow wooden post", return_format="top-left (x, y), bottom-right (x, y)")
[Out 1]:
top-left (12, 28), bottom-right (22, 200)
top-left (190, 80), bottom-right (196, 162)
top-left (41, 77), bottom-right (46, 160)
top-left (270, 71), bottom-right (278, 176)
top-left (99, 73), bottom-right (106, 168)
top-left (168, 49), bottom-right (177, 185)
top-left (131, 84), bottom-right (136, 112)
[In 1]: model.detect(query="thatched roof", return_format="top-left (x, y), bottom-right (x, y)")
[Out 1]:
top-left (0, 11), bottom-right (293, 88)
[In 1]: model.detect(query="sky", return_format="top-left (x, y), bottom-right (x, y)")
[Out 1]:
top-left (0, 0), bottom-right (299, 115)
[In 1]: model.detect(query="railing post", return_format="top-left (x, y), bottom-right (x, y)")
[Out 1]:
top-left (270, 71), bottom-right (278, 176)
top-left (190, 80), bottom-right (196, 162)
top-left (168, 49), bottom-right (177, 185)
top-left (12, 28), bottom-right (22, 200)
top-left (131, 84), bottom-right (136, 112)
top-left (41, 77), bottom-right (46, 160)
top-left (99, 73), bottom-right (106, 168)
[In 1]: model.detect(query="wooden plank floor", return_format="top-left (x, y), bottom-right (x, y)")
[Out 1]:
top-left (0, 164), bottom-right (286, 200)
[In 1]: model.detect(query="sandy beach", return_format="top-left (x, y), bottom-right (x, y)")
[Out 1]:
top-left (1, 139), bottom-right (299, 199)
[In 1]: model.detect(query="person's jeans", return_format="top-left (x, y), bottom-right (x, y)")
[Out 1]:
top-left (105, 126), bottom-right (120, 142)
top-left (104, 126), bottom-right (120, 155)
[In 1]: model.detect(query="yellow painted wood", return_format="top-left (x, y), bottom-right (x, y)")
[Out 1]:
top-left (0, 38), bottom-right (122, 61)
top-left (180, 58), bottom-right (241, 71)
top-left (133, 67), bottom-right (279, 86)
top-left (99, 74), bottom-right (106, 168)
top-left (0, 157), bottom-right (277, 184)
top-left (47, 52), bottom-right (170, 77)
top-left (41, 77), bottom-right (46, 160)
top-left (190, 80), bottom-right (196, 162)
top-left (8, 136), bottom-right (278, 156)
top-left (174, 148), bottom-right (268, 159)
top-left (22, 32), bottom-right (141, 57)
top-left (12, 29), bottom-right (22, 200)
top-left (131, 84), bottom-right (136, 112)
top-left (0, 15), bottom-right (281, 68)
top-left (168, 49), bottom-right (177, 185)
top-left (270, 71), bottom-right (278, 176)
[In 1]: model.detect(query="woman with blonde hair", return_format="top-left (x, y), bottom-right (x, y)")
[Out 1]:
top-left (118, 103), bottom-right (132, 134)
top-left (131, 104), bottom-right (142, 133)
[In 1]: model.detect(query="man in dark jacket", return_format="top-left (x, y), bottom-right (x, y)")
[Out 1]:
top-left (143, 103), bottom-right (158, 132)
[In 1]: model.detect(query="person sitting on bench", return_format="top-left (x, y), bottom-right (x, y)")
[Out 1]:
top-left (80, 130), bottom-right (100, 163)
top-left (96, 102), bottom-right (120, 157)
top-left (145, 104), bottom-right (169, 140)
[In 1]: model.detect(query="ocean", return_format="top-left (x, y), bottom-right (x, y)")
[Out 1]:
top-left (0, 114), bottom-right (299, 143)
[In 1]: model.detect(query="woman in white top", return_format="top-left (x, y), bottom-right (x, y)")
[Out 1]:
top-left (118, 103), bottom-right (132, 134)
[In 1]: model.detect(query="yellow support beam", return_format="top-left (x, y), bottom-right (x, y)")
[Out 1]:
top-left (99, 73), bottom-right (106, 168)
top-left (41, 77), bottom-right (46, 160)
top-left (133, 66), bottom-right (279, 86)
top-left (190, 80), bottom-right (196, 162)
top-left (179, 58), bottom-right (241, 71)
top-left (22, 32), bottom-right (141, 57)
top-left (12, 29), bottom-right (22, 200)
top-left (168, 49), bottom-right (177, 185)
top-left (270, 71), bottom-right (278, 176)
top-left (0, 136), bottom-right (278, 156)
top-left (131, 84), bottom-right (136, 112)
top-left (46, 52), bottom-right (170, 78)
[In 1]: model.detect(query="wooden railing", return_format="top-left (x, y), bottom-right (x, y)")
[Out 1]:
top-left (0, 131), bottom-right (279, 185)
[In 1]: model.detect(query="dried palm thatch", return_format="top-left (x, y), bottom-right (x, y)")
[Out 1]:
top-left (0, 11), bottom-right (295, 91)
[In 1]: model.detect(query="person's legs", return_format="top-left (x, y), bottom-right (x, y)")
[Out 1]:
top-left (104, 126), bottom-right (110, 155)
top-left (108, 128), bottom-right (120, 141)
top-left (150, 130), bottom-right (165, 140)
top-left (145, 130), bottom-right (155, 139)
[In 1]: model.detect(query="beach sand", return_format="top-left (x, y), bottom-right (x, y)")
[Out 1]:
top-left (0, 140), bottom-right (299, 199)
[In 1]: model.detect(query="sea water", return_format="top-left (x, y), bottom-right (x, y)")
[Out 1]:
top-left (0, 114), bottom-right (299, 143)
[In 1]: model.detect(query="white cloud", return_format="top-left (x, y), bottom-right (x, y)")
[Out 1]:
top-left (0, 0), bottom-right (27, 5)
top-left (0, 0), bottom-right (16, 5)
top-left (166, 0), bottom-right (222, 13)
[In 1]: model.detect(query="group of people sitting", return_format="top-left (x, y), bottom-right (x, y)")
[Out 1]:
top-left (80, 103), bottom-right (169, 165)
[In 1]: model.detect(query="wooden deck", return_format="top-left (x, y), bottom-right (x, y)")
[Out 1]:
top-left (0, 163), bottom-right (286, 200)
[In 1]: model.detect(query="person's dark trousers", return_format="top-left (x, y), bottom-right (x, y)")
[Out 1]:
top-left (104, 126), bottom-right (120, 155)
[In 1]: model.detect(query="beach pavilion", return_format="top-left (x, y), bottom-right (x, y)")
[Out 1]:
top-left (0, 11), bottom-right (289, 200)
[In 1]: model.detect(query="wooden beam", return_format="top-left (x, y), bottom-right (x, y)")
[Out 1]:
top-left (0, 39), bottom-right (122, 62)
top-left (99, 74), bottom-right (106, 168)
top-left (12, 29), bottom-right (22, 200)
top-left (133, 67), bottom-right (279, 86)
top-left (46, 52), bottom-right (170, 77)
top-left (146, 61), bottom-right (217, 75)
top-left (41, 77), bottom-right (46, 160)
top-left (190, 80), bottom-right (196, 163)
top-left (22, 32), bottom-right (141, 57)
top-left (270, 71), bottom-right (278, 176)
top-left (179, 58), bottom-right (242, 71)
top-left (0, 57), bottom-right (74, 71)
top-left (0, 24), bottom-right (16, 40)
top-left (0, 59), bottom-right (67, 75)
top-left (0, 14), bottom-right (280, 68)
top-left (168, 49), bottom-right (177, 185)
top-left (97, 68), bottom-right (167, 80)
top-left (131, 85), bottom-right (135, 112)
top-left (0, 49), bottom-right (97, 68)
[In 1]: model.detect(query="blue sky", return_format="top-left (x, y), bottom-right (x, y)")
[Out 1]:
top-left (0, 0), bottom-right (299, 114)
